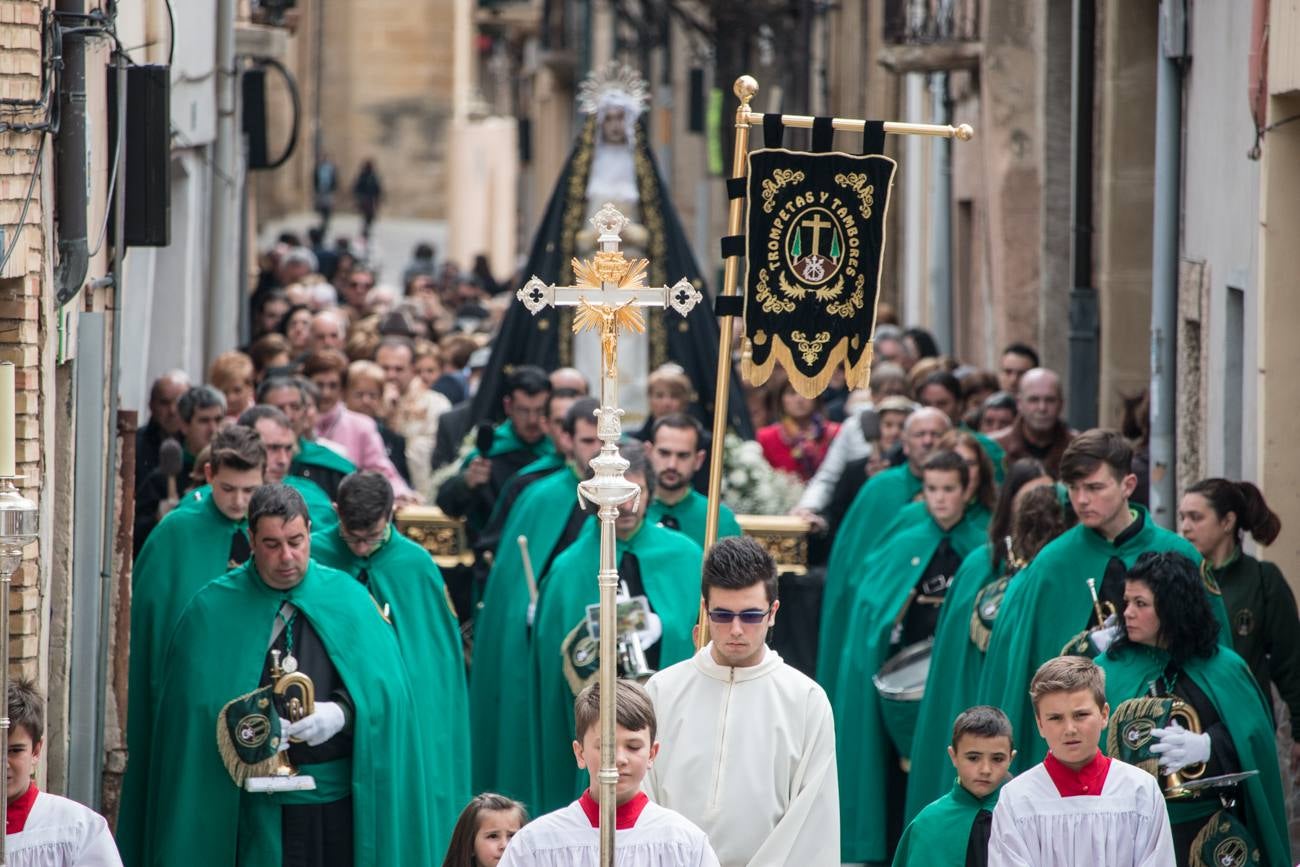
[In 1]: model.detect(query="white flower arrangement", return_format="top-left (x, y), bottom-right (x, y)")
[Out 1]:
top-left (719, 432), bottom-right (805, 515)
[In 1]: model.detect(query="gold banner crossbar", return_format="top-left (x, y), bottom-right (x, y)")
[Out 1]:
top-left (740, 111), bottom-right (974, 141)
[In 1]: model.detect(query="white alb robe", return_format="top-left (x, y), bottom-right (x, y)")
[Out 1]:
top-left (6, 791), bottom-right (122, 867)
top-left (644, 645), bottom-right (839, 867)
top-left (988, 759), bottom-right (1175, 866)
top-left (497, 798), bottom-right (719, 867)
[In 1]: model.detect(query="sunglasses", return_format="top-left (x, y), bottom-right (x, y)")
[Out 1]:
top-left (706, 606), bottom-right (772, 625)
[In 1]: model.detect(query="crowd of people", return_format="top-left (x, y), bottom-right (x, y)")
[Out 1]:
top-left (0, 224), bottom-right (1256, 867)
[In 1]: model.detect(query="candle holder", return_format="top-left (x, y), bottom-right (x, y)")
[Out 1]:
top-left (0, 476), bottom-right (37, 866)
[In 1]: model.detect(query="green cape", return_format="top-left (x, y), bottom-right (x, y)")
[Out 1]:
top-left (482, 452), bottom-right (567, 531)
top-left (892, 779), bottom-right (1000, 867)
top-left (645, 488), bottom-right (741, 549)
top-left (977, 506), bottom-right (1229, 772)
top-left (310, 526), bottom-right (470, 856)
top-left (462, 419), bottom-right (558, 465)
top-left (1097, 644), bottom-right (1291, 867)
top-left (179, 475), bottom-right (338, 533)
top-left (294, 437), bottom-right (358, 476)
top-left (529, 519), bottom-right (702, 814)
top-left (905, 543), bottom-right (1004, 822)
top-left (817, 464), bottom-right (923, 698)
top-left (470, 465), bottom-right (593, 806)
top-left (137, 560), bottom-right (432, 867)
top-left (118, 491), bottom-right (248, 865)
top-left (832, 509), bottom-right (988, 863)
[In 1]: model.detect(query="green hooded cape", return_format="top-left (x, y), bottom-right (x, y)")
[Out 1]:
top-left (138, 560), bottom-right (433, 867)
top-left (463, 419), bottom-right (558, 465)
top-left (832, 509), bottom-right (988, 863)
top-left (470, 464), bottom-right (593, 807)
top-left (1097, 644), bottom-right (1291, 867)
top-left (118, 490), bottom-right (248, 865)
top-left (482, 452), bottom-right (567, 531)
top-left (529, 518), bottom-right (702, 814)
top-left (977, 506), bottom-right (1229, 772)
top-left (892, 779), bottom-right (1000, 867)
top-left (294, 437), bottom-right (357, 475)
top-left (644, 487), bottom-right (741, 549)
top-left (310, 525), bottom-right (470, 856)
top-left (817, 464), bottom-right (923, 698)
top-left (905, 543), bottom-right (1004, 822)
top-left (179, 475), bottom-right (338, 533)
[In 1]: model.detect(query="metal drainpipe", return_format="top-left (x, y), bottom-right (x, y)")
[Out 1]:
top-left (927, 71), bottom-right (953, 353)
top-left (207, 0), bottom-right (239, 363)
top-left (54, 0), bottom-right (89, 303)
top-left (1068, 0), bottom-right (1099, 430)
top-left (1149, 0), bottom-right (1185, 528)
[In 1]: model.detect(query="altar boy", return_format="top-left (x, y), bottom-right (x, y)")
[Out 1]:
top-left (988, 657), bottom-right (1174, 866)
top-left (499, 680), bottom-right (719, 867)
top-left (893, 705), bottom-right (1013, 866)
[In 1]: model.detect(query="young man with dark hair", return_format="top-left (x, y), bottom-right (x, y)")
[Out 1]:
top-left (437, 365), bottom-right (556, 538)
top-left (646, 536), bottom-right (839, 866)
top-left (832, 449), bottom-right (991, 864)
top-left (500, 680), bottom-right (718, 866)
top-left (997, 343), bottom-right (1039, 394)
top-left (978, 430), bottom-right (1229, 771)
top-left (643, 413), bottom-right (741, 547)
top-left (470, 396), bottom-right (603, 806)
top-left (894, 705), bottom-right (1014, 867)
top-left (310, 471), bottom-right (469, 856)
top-left (529, 443), bottom-right (703, 814)
top-left (125, 483), bottom-right (432, 866)
top-left (6, 679), bottom-right (123, 865)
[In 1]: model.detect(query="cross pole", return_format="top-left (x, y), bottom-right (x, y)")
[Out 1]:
top-left (516, 203), bottom-right (702, 866)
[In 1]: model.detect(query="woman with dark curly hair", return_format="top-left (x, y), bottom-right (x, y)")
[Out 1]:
top-left (1179, 478), bottom-right (1300, 762)
top-left (1097, 551), bottom-right (1290, 867)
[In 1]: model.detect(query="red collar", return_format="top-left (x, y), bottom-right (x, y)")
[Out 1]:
top-left (1043, 750), bottom-right (1111, 797)
top-left (578, 790), bottom-right (649, 830)
top-left (7, 783), bottom-right (37, 834)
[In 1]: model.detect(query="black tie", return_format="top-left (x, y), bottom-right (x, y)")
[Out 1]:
top-left (965, 808), bottom-right (993, 867)
top-left (228, 530), bottom-right (251, 567)
top-left (357, 568), bottom-right (370, 586)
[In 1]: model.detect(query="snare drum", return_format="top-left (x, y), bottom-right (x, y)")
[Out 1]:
top-left (872, 638), bottom-right (934, 762)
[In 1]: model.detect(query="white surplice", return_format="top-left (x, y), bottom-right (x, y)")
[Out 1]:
top-left (497, 799), bottom-right (719, 867)
top-left (644, 645), bottom-right (839, 867)
top-left (6, 792), bottom-right (122, 867)
top-left (988, 759), bottom-right (1175, 867)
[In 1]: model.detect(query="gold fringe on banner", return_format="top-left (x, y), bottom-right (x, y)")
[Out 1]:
top-left (744, 334), bottom-right (874, 399)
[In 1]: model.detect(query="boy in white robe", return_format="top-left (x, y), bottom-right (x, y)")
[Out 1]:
top-left (988, 656), bottom-right (1174, 866)
top-left (645, 536), bottom-right (838, 867)
top-left (499, 680), bottom-right (719, 867)
top-left (5, 679), bottom-right (122, 867)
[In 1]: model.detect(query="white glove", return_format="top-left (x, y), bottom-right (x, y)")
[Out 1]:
top-left (1088, 624), bottom-right (1120, 653)
top-left (276, 717), bottom-right (292, 753)
top-left (1150, 720), bottom-right (1212, 772)
top-left (636, 612), bottom-right (663, 649)
top-left (283, 701), bottom-right (347, 747)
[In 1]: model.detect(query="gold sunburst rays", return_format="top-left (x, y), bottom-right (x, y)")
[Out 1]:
top-left (571, 253), bottom-right (650, 290)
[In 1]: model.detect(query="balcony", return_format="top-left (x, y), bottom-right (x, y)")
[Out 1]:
top-left (878, 0), bottom-right (982, 74)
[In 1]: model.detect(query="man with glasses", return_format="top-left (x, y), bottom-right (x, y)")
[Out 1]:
top-left (310, 471), bottom-right (469, 856)
top-left (646, 536), bottom-right (839, 867)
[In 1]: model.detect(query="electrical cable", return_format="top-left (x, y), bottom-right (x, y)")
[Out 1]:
top-left (0, 135), bottom-right (48, 276)
top-left (85, 88), bottom-right (124, 258)
top-left (250, 56), bottom-right (300, 170)
top-left (162, 0), bottom-right (174, 66)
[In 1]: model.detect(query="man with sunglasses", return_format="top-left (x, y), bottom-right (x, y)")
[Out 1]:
top-left (645, 536), bottom-right (839, 867)
top-left (310, 470), bottom-right (469, 856)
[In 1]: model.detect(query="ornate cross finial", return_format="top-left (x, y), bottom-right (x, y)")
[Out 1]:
top-left (591, 204), bottom-right (629, 241)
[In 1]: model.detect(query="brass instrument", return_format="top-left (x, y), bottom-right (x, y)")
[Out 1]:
top-left (1086, 577), bottom-right (1117, 627)
top-left (270, 649), bottom-right (316, 776)
top-left (1162, 699), bottom-right (1208, 799)
top-left (617, 629), bottom-right (654, 683)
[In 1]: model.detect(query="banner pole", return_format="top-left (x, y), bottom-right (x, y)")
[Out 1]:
top-left (698, 76), bottom-right (759, 648)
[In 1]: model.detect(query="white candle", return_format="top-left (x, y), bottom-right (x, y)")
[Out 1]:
top-left (0, 362), bottom-right (15, 478)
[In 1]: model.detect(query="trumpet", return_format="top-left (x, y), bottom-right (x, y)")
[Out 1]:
top-left (1163, 699), bottom-right (1208, 798)
top-left (1086, 577), bottom-right (1117, 628)
top-left (617, 630), bottom-right (655, 683)
top-left (270, 649), bottom-right (316, 777)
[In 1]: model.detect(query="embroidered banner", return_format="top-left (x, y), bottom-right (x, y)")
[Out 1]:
top-left (742, 148), bottom-right (896, 397)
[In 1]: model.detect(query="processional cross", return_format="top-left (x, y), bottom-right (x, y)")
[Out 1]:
top-left (516, 203), bottom-right (701, 863)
